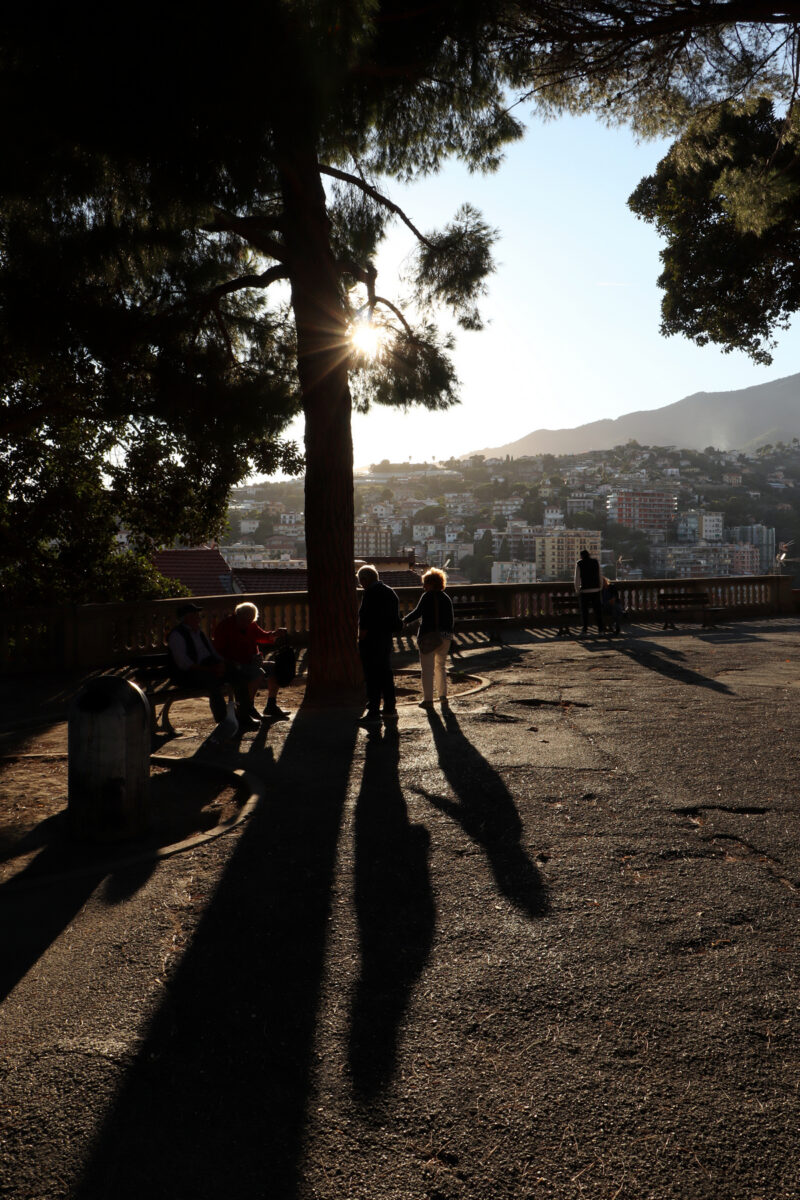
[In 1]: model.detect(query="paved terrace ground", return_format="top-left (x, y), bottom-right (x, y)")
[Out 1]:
top-left (1, 620), bottom-right (799, 1200)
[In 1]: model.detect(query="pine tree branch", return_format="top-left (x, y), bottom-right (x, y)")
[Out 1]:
top-left (204, 209), bottom-right (288, 262)
top-left (318, 163), bottom-right (435, 248)
top-left (338, 257), bottom-right (378, 303)
top-left (508, 1), bottom-right (800, 47)
top-left (374, 295), bottom-right (415, 338)
top-left (203, 265), bottom-right (290, 301)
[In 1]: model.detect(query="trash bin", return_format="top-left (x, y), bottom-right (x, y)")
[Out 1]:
top-left (68, 676), bottom-right (152, 841)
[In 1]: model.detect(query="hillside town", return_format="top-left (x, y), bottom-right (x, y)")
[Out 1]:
top-left (175, 440), bottom-right (800, 595)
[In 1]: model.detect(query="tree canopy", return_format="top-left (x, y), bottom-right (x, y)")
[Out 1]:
top-left (629, 97), bottom-right (800, 363)
top-left (1, 3), bottom-right (523, 698)
top-left (7, 2), bottom-right (800, 697)
top-left (503, 4), bottom-right (800, 364)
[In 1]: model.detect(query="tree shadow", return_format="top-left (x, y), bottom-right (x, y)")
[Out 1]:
top-left (0, 852), bottom-right (111, 1003)
top-left (72, 708), bottom-right (360, 1200)
top-left (349, 724), bottom-right (435, 1100)
top-left (415, 707), bottom-right (548, 919)
top-left (603, 641), bottom-right (735, 693)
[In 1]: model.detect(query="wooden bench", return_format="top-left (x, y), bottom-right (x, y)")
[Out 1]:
top-left (124, 653), bottom-right (231, 739)
top-left (449, 598), bottom-right (506, 651)
top-left (658, 591), bottom-right (723, 630)
top-left (551, 594), bottom-right (581, 637)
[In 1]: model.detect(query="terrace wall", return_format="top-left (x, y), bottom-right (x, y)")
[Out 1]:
top-left (1, 575), bottom-right (794, 675)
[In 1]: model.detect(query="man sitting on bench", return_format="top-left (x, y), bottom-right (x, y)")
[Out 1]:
top-left (167, 602), bottom-right (255, 734)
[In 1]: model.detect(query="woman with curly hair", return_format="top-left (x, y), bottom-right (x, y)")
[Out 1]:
top-left (403, 568), bottom-right (454, 709)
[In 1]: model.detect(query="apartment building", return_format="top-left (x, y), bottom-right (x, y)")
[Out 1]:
top-left (491, 560), bottom-right (538, 584)
top-left (676, 510), bottom-right (723, 542)
top-left (699, 512), bottom-right (724, 541)
top-left (354, 524), bottom-right (392, 557)
top-left (727, 524), bottom-right (776, 573)
top-left (543, 506), bottom-right (565, 528)
top-left (607, 489), bottom-right (678, 531)
top-left (566, 494), bottom-right (597, 514)
top-left (487, 528), bottom-right (601, 580)
top-left (412, 523), bottom-right (437, 542)
top-left (533, 529), bottom-right (602, 579)
top-left (729, 543), bottom-right (762, 574)
top-left (492, 498), bottom-right (523, 519)
top-left (649, 542), bottom-right (759, 577)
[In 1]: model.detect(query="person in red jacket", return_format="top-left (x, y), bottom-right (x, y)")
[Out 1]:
top-left (213, 602), bottom-right (289, 725)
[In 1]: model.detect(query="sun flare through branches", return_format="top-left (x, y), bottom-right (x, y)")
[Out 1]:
top-left (349, 319), bottom-right (385, 359)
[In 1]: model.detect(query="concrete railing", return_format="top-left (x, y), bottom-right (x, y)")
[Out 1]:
top-left (1, 575), bottom-right (795, 675)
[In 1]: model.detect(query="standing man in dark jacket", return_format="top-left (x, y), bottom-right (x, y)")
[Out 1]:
top-left (574, 548), bottom-right (604, 636)
top-left (357, 564), bottom-right (402, 726)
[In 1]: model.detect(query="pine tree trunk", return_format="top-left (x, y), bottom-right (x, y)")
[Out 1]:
top-left (278, 145), bottom-right (364, 707)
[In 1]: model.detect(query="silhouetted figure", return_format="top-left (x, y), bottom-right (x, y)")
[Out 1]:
top-left (357, 564), bottom-right (402, 726)
top-left (601, 578), bottom-right (623, 636)
top-left (574, 549), bottom-right (604, 636)
top-left (402, 567), bottom-right (455, 709)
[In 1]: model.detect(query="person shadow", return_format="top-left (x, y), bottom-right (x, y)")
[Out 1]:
top-left (604, 640), bottom-right (735, 694)
top-left (416, 706), bottom-right (548, 920)
top-left (348, 724), bottom-right (435, 1100)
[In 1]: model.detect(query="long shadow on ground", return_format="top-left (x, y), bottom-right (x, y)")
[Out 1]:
top-left (595, 639), bottom-right (735, 694)
top-left (416, 706), bottom-right (548, 919)
top-left (0, 757), bottom-right (256, 1002)
top-left (72, 709), bottom-right (359, 1200)
top-left (349, 725), bottom-right (435, 1099)
top-left (0, 861), bottom-right (110, 1003)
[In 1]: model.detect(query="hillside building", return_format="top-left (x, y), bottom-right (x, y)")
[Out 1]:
top-left (675, 510), bottom-right (723, 542)
top-left (649, 542), bottom-right (760, 578)
top-left (354, 524), bottom-right (392, 558)
top-left (543, 506), bottom-right (565, 528)
top-left (727, 524), bottom-right (776, 573)
top-left (491, 560), bottom-right (538, 584)
top-left (607, 489), bottom-right (678, 531)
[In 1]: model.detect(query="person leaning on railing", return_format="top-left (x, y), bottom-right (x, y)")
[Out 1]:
top-left (403, 568), bottom-right (455, 709)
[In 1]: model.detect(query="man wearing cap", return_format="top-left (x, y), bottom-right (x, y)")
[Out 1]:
top-left (167, 602), bottom-right (255, 731)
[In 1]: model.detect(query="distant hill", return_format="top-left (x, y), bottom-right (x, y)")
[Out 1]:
top-left (472, 372), bottom-right (800, 458)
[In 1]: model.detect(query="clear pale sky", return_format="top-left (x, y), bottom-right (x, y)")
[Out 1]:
top-left (284, 113), bottom-right (800, 473)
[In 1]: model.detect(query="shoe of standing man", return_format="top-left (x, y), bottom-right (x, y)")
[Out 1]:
top-left (264, 697), bottom-right (290, 721)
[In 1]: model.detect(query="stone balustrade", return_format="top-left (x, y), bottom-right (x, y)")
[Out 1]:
top-left (0, 575), bottom-right (795, 675)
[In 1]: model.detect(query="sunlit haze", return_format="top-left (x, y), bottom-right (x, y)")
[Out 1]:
top-left (279, 113), bottom-right (800, 475)
top-left (349, 319), bottom-right (384, 359)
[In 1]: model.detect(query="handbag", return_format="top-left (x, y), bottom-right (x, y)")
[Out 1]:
top-left (417, 592), bottom-right (443, 654)
top-left (418, 630), bottom-right (443, 654)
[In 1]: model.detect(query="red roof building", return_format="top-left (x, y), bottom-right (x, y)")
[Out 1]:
top-left (153, 548), bottom-right (235, 596)
top-left (233, 568), bottom-right (309, 593)
top-left (233, 565), bottom-right (422, 594)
